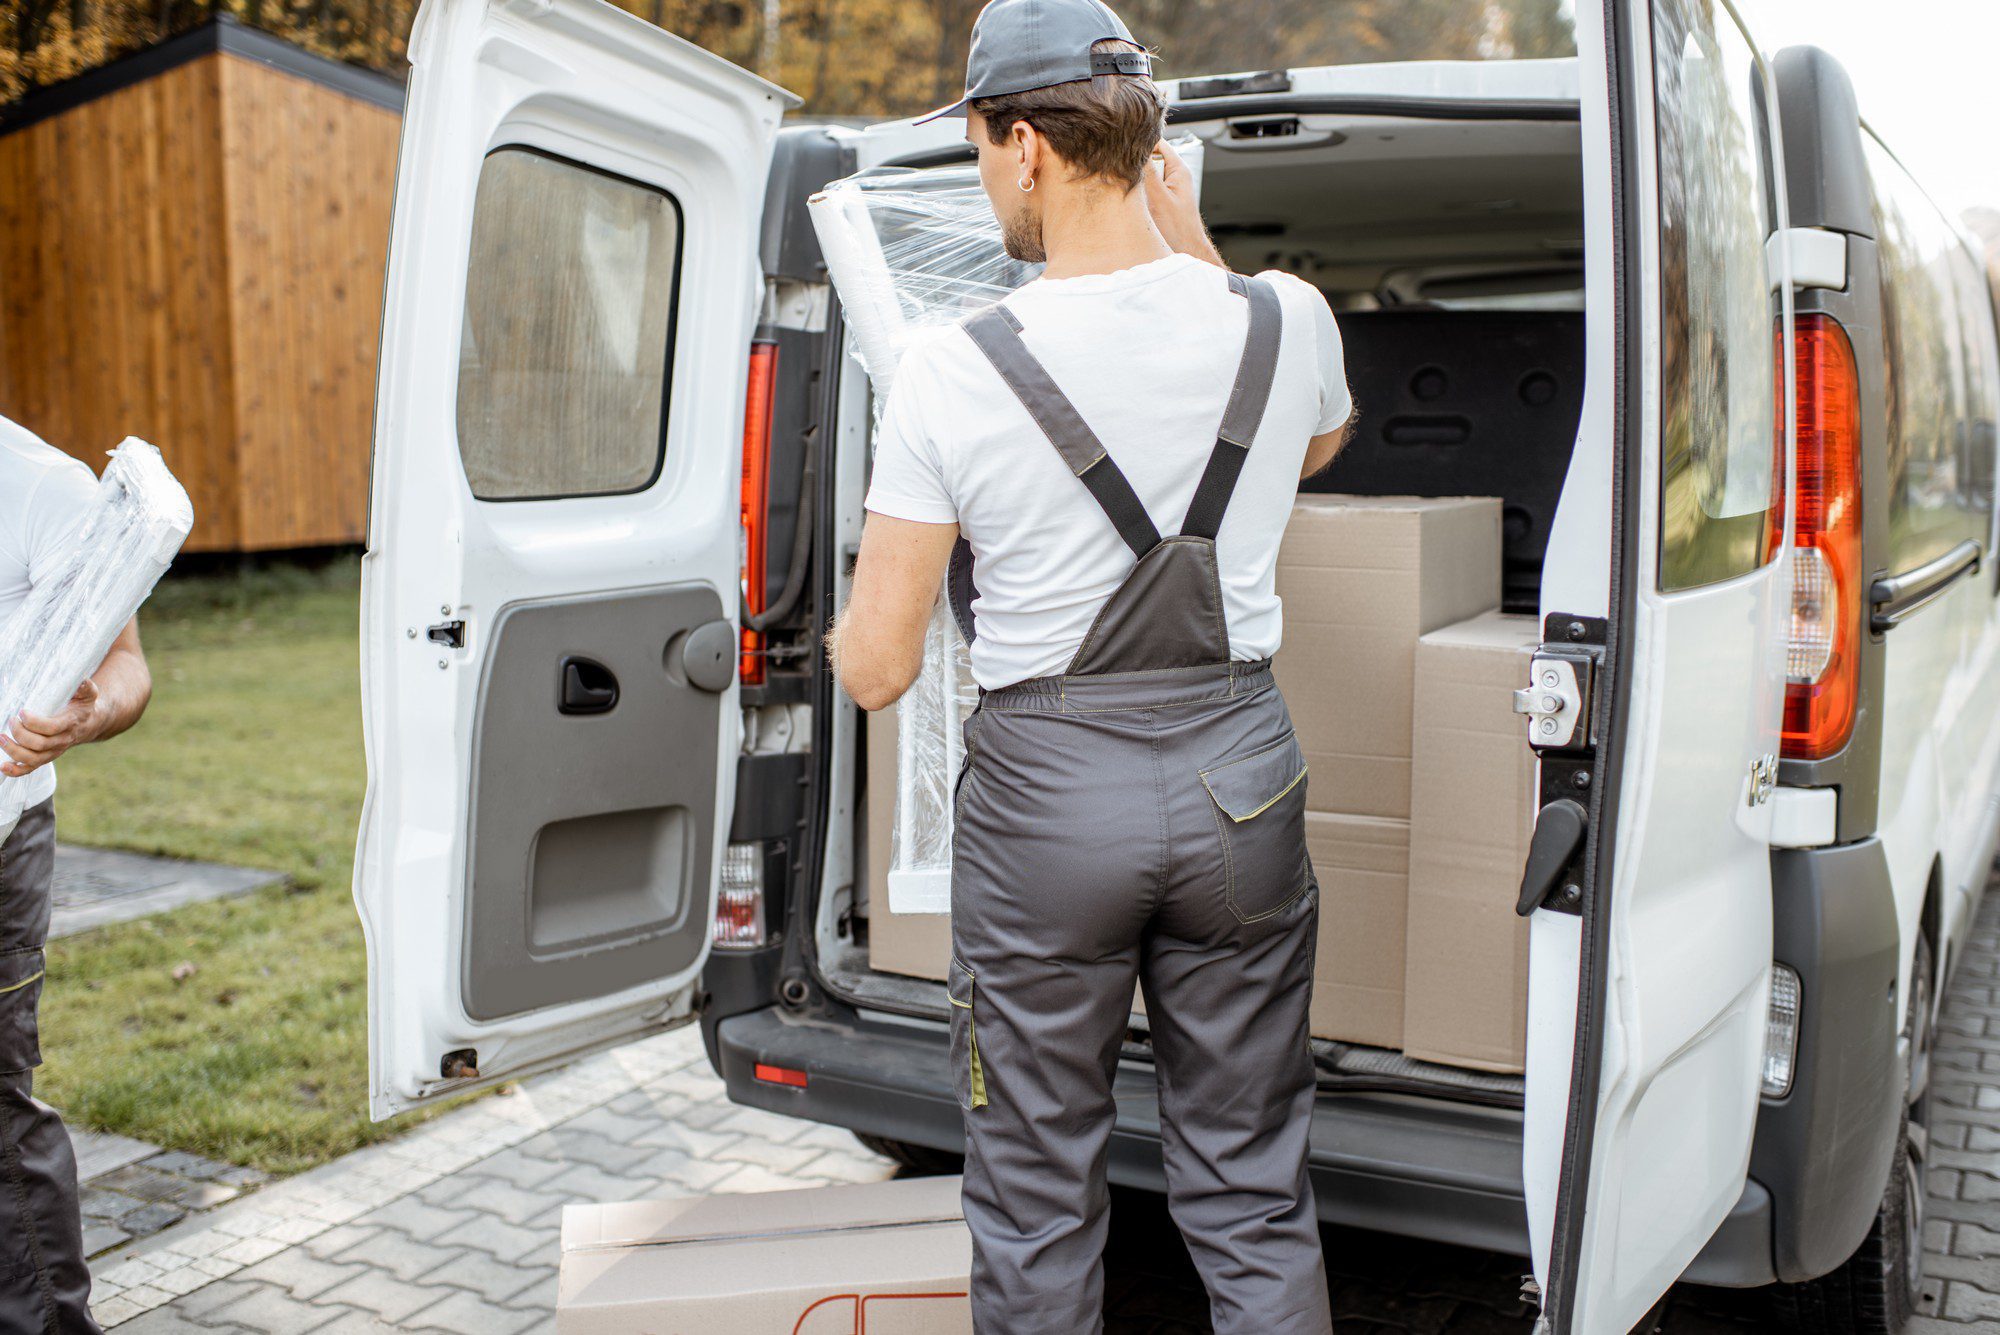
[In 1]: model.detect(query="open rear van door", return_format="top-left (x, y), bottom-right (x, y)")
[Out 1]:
top-left (1524, 0), bottom-right (1793, 1328)
top-left (354, 0), bottom-right (796, 1118)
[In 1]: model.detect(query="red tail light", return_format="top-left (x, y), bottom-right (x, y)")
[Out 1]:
top-left (1782, 315), bottom-right (1861, 760)
top-left (740, 342), bottom-right (779, 686)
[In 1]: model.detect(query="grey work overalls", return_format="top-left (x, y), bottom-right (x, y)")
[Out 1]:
top-left (946, 273), bottom-right (1332, 1335)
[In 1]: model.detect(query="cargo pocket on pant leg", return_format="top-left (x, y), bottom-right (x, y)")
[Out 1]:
top-left (1200, 732), bottom-right (1313, 924)
top-left (948, 957), bottom-right (987, 1111)
top-left (0, 948), bottom-right (45, 1075)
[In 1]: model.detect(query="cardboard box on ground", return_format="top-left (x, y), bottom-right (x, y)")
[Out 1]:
top-left (866, 495), bottom-right (1538, 1072)
top-left (558, 1176), bottom-right (972, 1333)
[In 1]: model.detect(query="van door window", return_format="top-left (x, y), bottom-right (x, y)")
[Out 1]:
top-left (1951, 246), bottom-right (2000, 558)
top-left (1873, 133), bottom-right (2000, 570)
top-left (1653, 0), bottom-right (1783, 592)
top-left (456, 147), bottom-right (683, 501)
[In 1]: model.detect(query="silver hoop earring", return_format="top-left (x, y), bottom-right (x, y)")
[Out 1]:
top-left (1018, 176), bottom-right (1035, 193)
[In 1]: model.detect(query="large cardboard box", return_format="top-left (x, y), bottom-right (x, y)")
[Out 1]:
top-left (558, 1176), bottom-right (973, 1333)
top-left (1403, 611), bottom-right (1540, 1073)
top-left (1307, 811), bottom-right (1410, 1049)
top-left (867, 704), bottom-right (954, 982)
top-left (1274, 496), bottom-right (1502, 821)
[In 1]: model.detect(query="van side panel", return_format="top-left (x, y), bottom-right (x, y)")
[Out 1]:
top-left (1749, 839), bottom-right (1902, 1283)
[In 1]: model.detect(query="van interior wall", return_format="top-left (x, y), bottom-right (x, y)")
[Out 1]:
top-left (831, 114), bottom-right (1590, 1082)
top-left (1205, 115), bottom-right (1588, 613)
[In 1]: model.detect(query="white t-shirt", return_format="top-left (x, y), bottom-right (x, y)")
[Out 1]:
top-left (865, 253), bottom-right (1351, 690)
top-left (0, 416), bottom-right (100, 811)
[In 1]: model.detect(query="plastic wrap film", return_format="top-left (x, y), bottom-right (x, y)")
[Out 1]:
top-left (812, 136), bottom-right (1203, 405)
top-left (0, 439), bottom-right (193, 839)
top-left (810, 140), bottom-right (1203, 913)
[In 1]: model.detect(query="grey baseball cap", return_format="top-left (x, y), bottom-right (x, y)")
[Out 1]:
top-left (914, 0), bottom-right (1151, 124)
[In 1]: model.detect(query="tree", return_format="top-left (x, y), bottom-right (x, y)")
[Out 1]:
top-left (1, 0), bottom-right (1573, 116)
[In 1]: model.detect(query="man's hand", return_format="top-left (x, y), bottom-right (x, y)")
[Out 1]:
top-left (1144, 139), bottom-right (1225, 269)
top-left (0, 616), bottom-right (151, 779)
top-left (1, 679), bottom-right (104, 778)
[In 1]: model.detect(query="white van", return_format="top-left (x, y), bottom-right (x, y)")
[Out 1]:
top-left (353, 0), bottom-right (2000, 1330)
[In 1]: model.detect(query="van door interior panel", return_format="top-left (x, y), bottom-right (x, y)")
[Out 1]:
top-left (462, 585), bottom-right (725, 1020)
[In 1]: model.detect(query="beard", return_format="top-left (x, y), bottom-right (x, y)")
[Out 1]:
top-left (999, 200), bottom-right (1045, 264)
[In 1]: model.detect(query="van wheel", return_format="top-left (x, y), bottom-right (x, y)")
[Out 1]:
top-left (1769, 933), bottom-right (1933, 1335)
top-left (853, 1132), bottom-right (964, 1176)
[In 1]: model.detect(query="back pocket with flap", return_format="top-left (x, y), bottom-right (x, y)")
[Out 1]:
top-left (1200, 732), bottom-right (1311, 924)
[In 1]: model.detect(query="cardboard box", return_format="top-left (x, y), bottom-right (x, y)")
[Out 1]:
top-left (1403, 611), bottom-right (1540, 1073)
top-left (1307, 811), bottom-right (1410, 1049)
top-left (866, 704), bottom-right (954, 982)
top-left (1274, 496), bottom-right (1502, 821)
top-left (558, 1176), bottom-right (973, 1334)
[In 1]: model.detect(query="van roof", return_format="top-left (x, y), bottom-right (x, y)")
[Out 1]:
top-left (1160, 56), bottom-right (1580, 113)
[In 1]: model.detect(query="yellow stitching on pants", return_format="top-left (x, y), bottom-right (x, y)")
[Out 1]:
top-left (968, 1013), bottom-right (986, 1108)
top-left (1227, 767), bottom-right (1307, 822)
top-left (0, 969), bottom-right (43, 997)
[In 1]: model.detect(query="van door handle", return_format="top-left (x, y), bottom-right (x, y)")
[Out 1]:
top-left (1518, 798), bottom-right (1588, 916)
top-left (679, 620), bottom-right (738, 693)
top-left (1870, 539), bottom-right (1982, 632)
top-left (557, 656), bottom-right (619, 715)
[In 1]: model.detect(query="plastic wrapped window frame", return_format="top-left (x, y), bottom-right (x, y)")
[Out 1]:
top-left (809, 140), bottom-right (1205, 913)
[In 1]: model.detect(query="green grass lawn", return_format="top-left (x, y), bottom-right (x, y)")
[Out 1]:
top-left (34, 558), bottom-right (436, 1175)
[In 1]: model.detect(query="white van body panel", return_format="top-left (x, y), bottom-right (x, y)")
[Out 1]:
top-left (354, 0), bottom-right (790, 1118)
top-left (1878, 580), bottom-right (2000, 999)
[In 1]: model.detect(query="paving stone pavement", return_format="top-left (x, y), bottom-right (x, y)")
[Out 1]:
top-left (78, 1142), bottom-right (272, 1259)
top-left (92, 1029), bottom-right (898, 1332)
top-left (98, 889), bottom-right (2000, 1333)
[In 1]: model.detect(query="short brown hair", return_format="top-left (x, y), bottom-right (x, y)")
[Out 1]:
top-left (971, 39), bottom-right (1164, 190)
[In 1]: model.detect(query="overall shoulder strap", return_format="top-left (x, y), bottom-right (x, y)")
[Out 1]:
top-left (1180, 272), bottom-right (1283, 540)
top-left (962, 303), bottom-right (1162, 560)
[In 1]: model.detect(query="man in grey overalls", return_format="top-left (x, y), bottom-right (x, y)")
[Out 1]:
top-left (834, 2), bottom-right (1352, 1328)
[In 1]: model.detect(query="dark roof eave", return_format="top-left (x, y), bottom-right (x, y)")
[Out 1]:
top-left (0, 13), bottom-right (406, 137)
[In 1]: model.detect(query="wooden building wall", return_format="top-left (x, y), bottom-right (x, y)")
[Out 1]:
top-left (0, 32), bottom-right (399, 552)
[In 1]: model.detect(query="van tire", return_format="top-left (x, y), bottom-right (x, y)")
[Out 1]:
top-left (853, 1132), bottom-right (964, 1176)
top-left (1769, 933), bottom-right (1933, 1335)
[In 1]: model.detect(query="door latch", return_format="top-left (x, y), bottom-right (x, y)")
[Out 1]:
top-left (1748, 753), bottom-right (1778, 807)
top-left (1513, 650), bottom-right (1594, 750)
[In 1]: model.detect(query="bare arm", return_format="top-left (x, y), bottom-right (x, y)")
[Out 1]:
top-left (1302, 418), bottom-right (1353, 480)
top-left (1, 617), bottom-right (152, 778)
top-left (829, 515), bottom-right (961, 712)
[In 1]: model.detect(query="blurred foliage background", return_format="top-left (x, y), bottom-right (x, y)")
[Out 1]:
top-left (0, 0), bottom-right (1574, 111)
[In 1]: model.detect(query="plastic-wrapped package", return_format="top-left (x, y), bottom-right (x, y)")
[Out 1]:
top-left (811, 139), bottom-right (1204, 913)
top-left (0, 439), bottom-right (194, 841)
top-left (813, 137), bottom-right (1203, 401)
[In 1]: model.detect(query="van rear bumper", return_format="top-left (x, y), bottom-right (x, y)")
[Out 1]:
top-left (710, 1003), bottom-right (1775, 1283)
top-left (1751, 836), bottom-right (1904, 1283)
